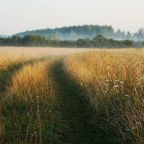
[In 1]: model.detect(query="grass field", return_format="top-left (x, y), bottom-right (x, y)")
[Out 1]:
top-left (0, 47), bottom-right (94, 57)
top-left (0, 47), bottom-right (144, 144)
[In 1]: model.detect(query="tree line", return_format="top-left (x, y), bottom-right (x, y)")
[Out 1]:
top-left (0, 35), bottom-right (143, 48)
top-left (15, 25), bottom-right (144, 41)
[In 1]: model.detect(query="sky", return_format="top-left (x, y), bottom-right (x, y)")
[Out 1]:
top-left (0, 0), bottom-right (144, 35)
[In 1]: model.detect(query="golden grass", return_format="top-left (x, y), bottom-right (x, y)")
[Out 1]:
top-left (0, 58), bottom-right (59, 143)
top-left (0, 48), bottom-right (144, 143)
top-left (0, 55), bottom-right (28, 70)
top-left (0, 47), bottom-right (94, 57)
top-left (64, 49), bottom-right (144, 143)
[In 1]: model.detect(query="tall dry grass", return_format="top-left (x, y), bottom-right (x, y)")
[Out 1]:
top-left (0, 55), bottom-right (28, 70)
top-left (0, 59), bottom-right (60, 144)
top-left (64, 49), bottom-right (144, 143)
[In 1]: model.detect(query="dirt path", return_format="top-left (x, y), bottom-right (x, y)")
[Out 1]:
top-left (51, 59), bottom-right (98, 144)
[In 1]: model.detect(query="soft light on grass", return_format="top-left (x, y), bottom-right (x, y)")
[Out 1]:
top-left (0, 59), bottom-right (60, 143)
top-left (64, 49), bottom-right (144, 143)
top-left (0, 55), bottom-right (28, 70)
top-left (0, 48), bottom-right (144, 143)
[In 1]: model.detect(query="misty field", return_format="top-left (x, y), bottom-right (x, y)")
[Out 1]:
top-left (0, 47), bottom-right (144, 144)
top-left (0, 47), bottom-right (93, 57)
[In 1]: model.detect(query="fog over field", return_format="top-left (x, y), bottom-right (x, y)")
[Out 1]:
top-left (0, 47), bottom-right (94, 56)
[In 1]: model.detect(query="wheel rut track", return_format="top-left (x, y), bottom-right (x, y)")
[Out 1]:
top-left (50, 58), bottom-right (98, 144)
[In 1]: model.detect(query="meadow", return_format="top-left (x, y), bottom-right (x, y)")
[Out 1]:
top-left (0, 47), bottom-right (144, 144)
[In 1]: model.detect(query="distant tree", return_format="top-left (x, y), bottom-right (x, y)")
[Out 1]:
top-left (137, 28), bottom-right (144, 40)
top-left (123, 40), bottom-right (133, 47)
top-left (126, 32), bottom-right (132, 40)
top-left (11, 36), bottom-right (21, 45)
top-left (0, 34), bottom-right (139, 48)
top-left (93, 35), bottom-right (108, 47)
top-left (76, 39), bottom-right (92, 47)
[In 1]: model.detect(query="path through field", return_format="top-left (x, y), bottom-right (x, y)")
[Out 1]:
top-left (51, 59), bottom-right (98, 144)
top-left (0, 56), bottom-right (108, 144)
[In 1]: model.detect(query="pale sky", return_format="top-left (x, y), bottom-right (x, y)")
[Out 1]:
top-left (0, 0), bottom-right (144, 35)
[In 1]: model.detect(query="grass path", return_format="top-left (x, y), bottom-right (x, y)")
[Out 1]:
top-left (0, 57), bottom-right (110, 143)
top-left (51, 59), bottom-right (98, 144)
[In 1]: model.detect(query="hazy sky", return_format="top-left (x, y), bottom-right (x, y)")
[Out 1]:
top-left (0, 0), bottom-right (144, 35)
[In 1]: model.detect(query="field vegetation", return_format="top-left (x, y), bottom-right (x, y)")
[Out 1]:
top-left (0, 48), bottom-right (144, 143)
top-left (0, 59), bottom-right (61, 143)
top-left (64, 49), bottom-right (144, 143)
